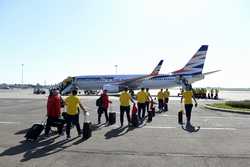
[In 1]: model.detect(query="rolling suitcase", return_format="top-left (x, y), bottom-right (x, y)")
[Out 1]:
top-left (131, 104), bottom-right (139, 127)
top-left (178, 109), bottom-right (183, 124)
top-left (83, 112), bottom-right (92, 139)
top-left (109, 112), bottom-right (116, 125)
top-left (25, 123), bottom-right (44, 141)
top-left (83, 122), bottom-right (92, 139)
top-left (132, 113), bottom-right (139, 127)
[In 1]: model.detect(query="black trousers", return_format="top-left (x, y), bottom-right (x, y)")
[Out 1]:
top-left (184, 104), bottom-right (193, 122)
top-left (45, 117), bottom-right (65, 135)
top-left (98, 107), bottom-right (109, 123)
top-left (158, 99), bottom-right (164, 111)
top-left (145, 101), bottom-right (150, 114)
top-left (164, 98), bottom-right (169, 111)
top-left (137, 103), bottom-right (146, 119)
top-left (65, 114), bottom-right (81, 136)
top-left (120, 106), bottom-right (130, 125)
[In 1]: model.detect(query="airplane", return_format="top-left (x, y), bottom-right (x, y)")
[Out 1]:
top-left (59, 60), bottom-right (164, 95)
top-left (58, 45), bottom-right (220, 95)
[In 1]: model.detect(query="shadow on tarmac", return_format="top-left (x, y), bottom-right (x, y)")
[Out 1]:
top-left (14, 128), bottom-right (30, 135)
top-left (104, 125), bottom-right (130, 139)
top-left (0, 133), bottom-right (81, 162)
top-left (181, 125), bottom-right (200, 133)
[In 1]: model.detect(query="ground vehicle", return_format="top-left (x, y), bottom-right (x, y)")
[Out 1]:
top-left (33, 88), bottom-right (46, 94)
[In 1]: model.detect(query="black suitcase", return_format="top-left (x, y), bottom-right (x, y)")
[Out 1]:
top-left (109, 112), bottom-right (116, 125)
top-left (132, 113), bottom-right (139, 127)
top-left (25, 124), bottom-right (44, 141)
top-left (83, 122), bottom-right (92, 139)
top-left (178, 110), bottom-right (183, 124)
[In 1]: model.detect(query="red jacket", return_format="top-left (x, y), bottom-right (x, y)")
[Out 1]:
top-left (101, 93), bottom-right (110, 109)
top-left (47, 95), bottom-right (61, 118)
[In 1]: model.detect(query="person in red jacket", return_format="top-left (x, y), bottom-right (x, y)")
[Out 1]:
top-left (97, 89), bottom-right (112, 124)
top-left (45, 89), bottom-right (65, 136)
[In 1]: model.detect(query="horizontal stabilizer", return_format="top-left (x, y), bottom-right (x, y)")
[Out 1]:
top-left (203, 70), bottom-right (221, 76)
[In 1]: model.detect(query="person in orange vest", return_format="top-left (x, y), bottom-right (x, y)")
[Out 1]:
top-left (64, 89), bottom-right (87, 139)
top-left (181, 85), bottom-right (198, 129)
top-left (119, 87), bottom-right (135, 127)
top-left (136, 88), bottom-right (148, 120)
top-left (145, 88), bottom-right (152, 115)
top-left (157, 89), bottom-right (164, 112)
top-left (163, 89), bottom-right (170, 112)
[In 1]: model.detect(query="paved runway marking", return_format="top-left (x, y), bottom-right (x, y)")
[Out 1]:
top-left (160, 114), bottom-right (250, 120)
top-left (0, 121), bottom-right (20, 124)
top-left (144, 126), bottom-right (237, 131)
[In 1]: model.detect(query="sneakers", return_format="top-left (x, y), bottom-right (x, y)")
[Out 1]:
top-left (78, 133), bottom-right (82, 137)
top-left (66, 135), bottom-right (71, 139)
top-left (186, 122), bottom-right (194, 130)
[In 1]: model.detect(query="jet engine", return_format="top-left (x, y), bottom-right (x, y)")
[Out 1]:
top-left (103, 84), bottom-right (120, 93)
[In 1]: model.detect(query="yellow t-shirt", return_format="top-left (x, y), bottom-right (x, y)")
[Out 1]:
top-left (183, 91), bottom-right (193, 104)
top-left (65, 95), bottom-right (80, 115)
top-left (120, 92), bottom-right (131, 107)
top-left (157, 91), bottom-right (164, 100)
top-left (163, 91), bottom-right (170, 98)
top-left (136, 91), bottom-right (147, 103)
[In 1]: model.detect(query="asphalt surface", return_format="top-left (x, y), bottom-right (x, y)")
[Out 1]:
top-left (1, 95), bottom-right (250, 167)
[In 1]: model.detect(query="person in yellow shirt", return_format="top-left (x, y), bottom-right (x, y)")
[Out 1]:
top-left (136, 88), bottom-right (147, 120)
top-left (64, 89), bottom-right (87, 139)
top-left (119, 87), bottom-right (134, 127)
top-left (163, 89), bottom-right (170, 112)
top-left (145, 88), bottom-right (152, 114)
top-left (157, 89), bottom-right (164, 112)
top-left (180, 85), bottom-right (198, 128)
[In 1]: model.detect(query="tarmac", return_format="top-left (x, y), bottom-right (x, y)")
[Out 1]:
top-left (1, 90), bottom-right (250, 167)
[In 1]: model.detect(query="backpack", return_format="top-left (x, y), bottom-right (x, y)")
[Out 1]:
top-left (96, 96), bottom-right (103, 107)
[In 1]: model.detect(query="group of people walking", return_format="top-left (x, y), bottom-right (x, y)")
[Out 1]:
top-left (45, 85), bottom-right (198, 139)
top-left (45, 88), bottom-right (87, 139)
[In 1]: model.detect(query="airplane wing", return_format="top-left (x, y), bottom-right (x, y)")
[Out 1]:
top-left (114, 60), bottom-right (164, 87)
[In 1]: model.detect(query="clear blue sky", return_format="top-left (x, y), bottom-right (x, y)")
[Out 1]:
top-left (0, 0), bottom-right (249, 88)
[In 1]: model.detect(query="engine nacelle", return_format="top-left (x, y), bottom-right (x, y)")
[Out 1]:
top-left (103, 84), bottom-right (120, 93)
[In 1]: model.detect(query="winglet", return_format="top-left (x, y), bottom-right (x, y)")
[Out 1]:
top-left (150, 60), bottom-right (164, 76)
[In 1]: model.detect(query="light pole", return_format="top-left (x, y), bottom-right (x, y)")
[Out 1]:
top-left (115, 65), bottom-right (118, 75)
top-left (21, 64), bottom-right (24, 85)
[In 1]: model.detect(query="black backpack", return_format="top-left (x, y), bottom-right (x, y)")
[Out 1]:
top-left (96, 96), bottom-right (103, 107)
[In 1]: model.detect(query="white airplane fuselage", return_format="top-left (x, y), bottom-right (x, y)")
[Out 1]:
top-left (59, 45), bottom-right (218, 94)
top-left (61, 74), bottom-right (204, 94)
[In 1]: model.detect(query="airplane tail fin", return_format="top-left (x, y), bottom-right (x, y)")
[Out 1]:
top-left (172, 45), bottom-right (208, 75)
top-left (150, 60), bottom-right (164, 76)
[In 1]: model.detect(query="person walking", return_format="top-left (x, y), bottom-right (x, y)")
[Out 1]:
top-left (45, 89), bottom-right (65, 136)
top-left (163, 89), bottom-right (170, 112)
top-left (136, 88), bottom-right (147, 120)
top-left (145, 88), bottom-right (152, 115)
top-left (97, 89), bottom-right (112, 124)
top-left (157, 89), bottom-right (164, 112)
top-left (180, 85), bottom-right (198, 129)
top-left (64, 89), bottom-right (87, 139)
top-left (119, 87), bottom-right (134, 127)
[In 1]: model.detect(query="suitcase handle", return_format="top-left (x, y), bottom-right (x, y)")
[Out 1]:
top-left (83, 111), bottom-right (90, 123)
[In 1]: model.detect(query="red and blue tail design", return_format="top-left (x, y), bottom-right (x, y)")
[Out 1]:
top-left (172, 45), bottom-right (208, 75)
